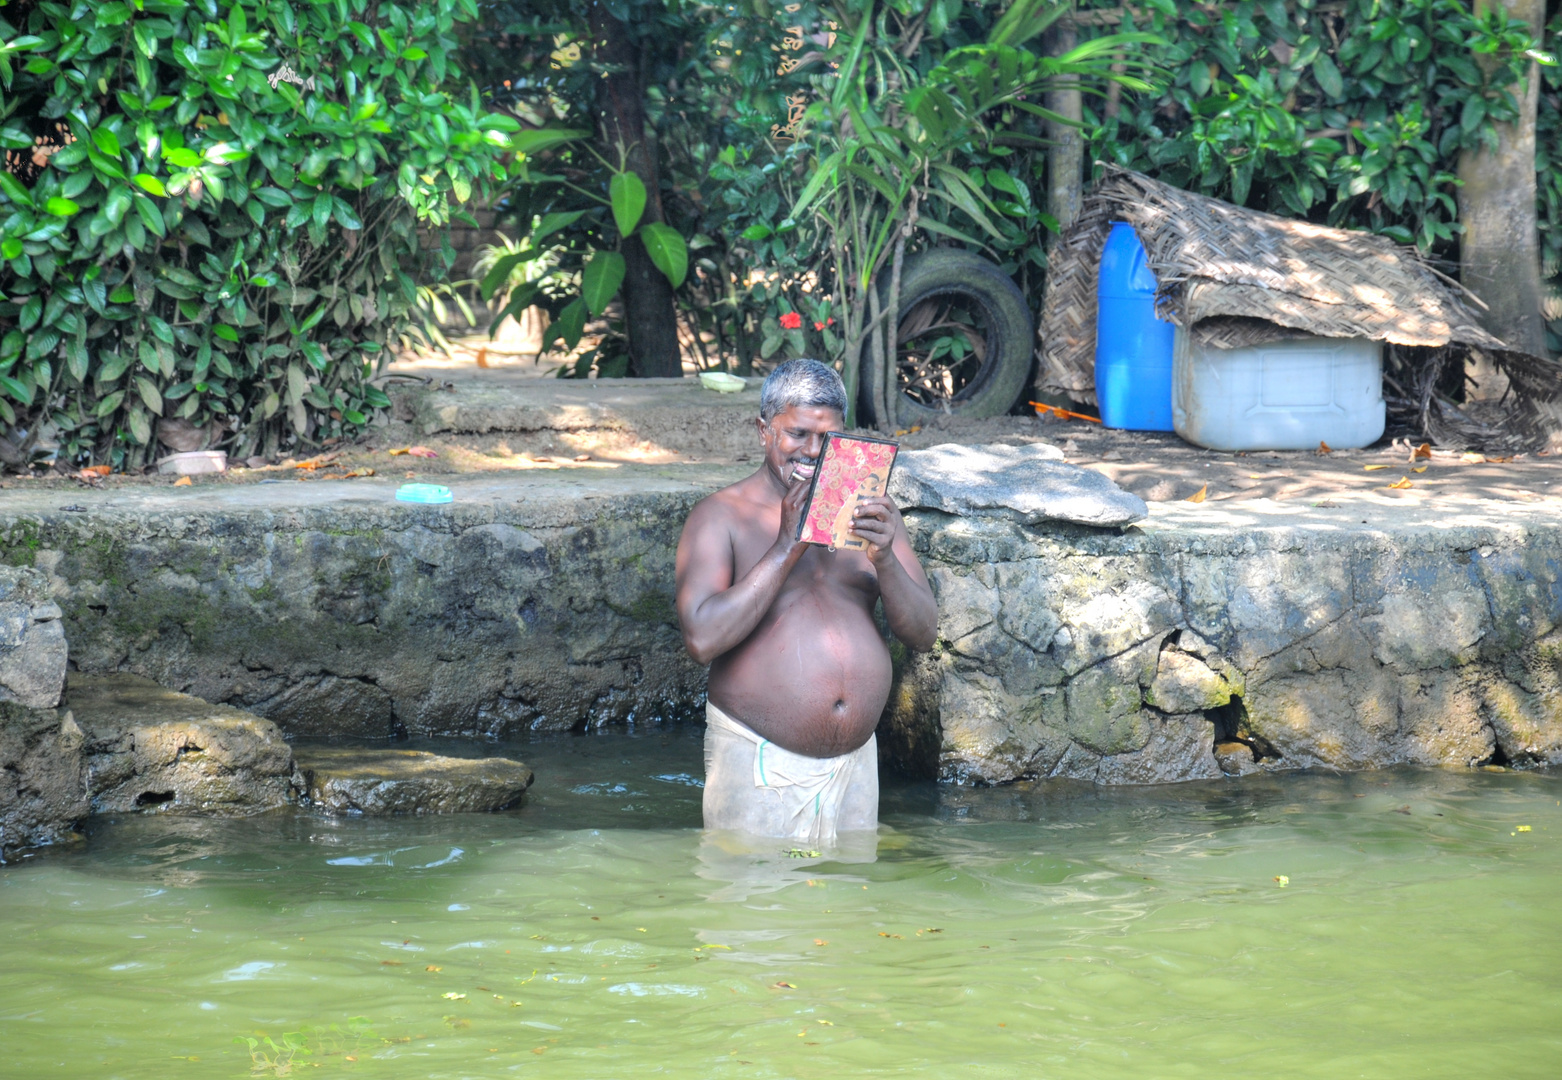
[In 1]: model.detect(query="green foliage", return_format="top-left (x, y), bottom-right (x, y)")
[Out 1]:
top-left (0, 0), bottom-right (514, 467)
top-left (788, 0), bottom-right (1160, 424)
top-left (1084, 0), bottom-right (1549, 254)
top-left (1541, 13), bottom-right (1562, 355)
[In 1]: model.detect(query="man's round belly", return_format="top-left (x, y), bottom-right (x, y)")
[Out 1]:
top-left (707, 598), bottom-right (893, 759)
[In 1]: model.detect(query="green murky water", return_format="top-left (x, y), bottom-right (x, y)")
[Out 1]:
top-left (4, 726), bottom-right (1561, 1078)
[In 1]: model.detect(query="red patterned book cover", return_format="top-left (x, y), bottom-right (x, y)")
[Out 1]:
top-left (795, 432), bottom-right (899, 550)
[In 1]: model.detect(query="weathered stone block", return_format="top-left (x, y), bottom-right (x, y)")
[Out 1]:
top-left (70, 674), bottom-right (298, 815)
top-left (294, 746), bottom-right (533, 814)
top-left (0, 566), bottom-right (66, 709)
top-left (0, 703), bottom-right (87, 860)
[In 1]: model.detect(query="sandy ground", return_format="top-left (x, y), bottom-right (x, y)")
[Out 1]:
top-left (6, 336), bottom-right (1560, 508)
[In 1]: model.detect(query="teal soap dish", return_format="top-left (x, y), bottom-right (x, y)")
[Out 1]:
top-left (396, 483), bottom-right (452, 504)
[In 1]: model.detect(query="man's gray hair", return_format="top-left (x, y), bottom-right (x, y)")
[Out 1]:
top-left (759, 358), bottom-right (847, 421)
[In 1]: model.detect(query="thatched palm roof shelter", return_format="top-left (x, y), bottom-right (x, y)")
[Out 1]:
top-left (1037, 165), bottom-right (1560, 449)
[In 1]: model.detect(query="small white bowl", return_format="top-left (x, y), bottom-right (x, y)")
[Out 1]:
top-left (157, 450), bottom-right (228, 475)
top-left (699, 372), bottom-right (746, 393)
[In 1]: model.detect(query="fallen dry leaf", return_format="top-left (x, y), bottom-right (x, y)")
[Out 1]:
top-left (330, 467), bottom-right (375, 478)
top-left (773, 981), bottom-right (797, 989)
top-left (1364, 464), bottom-right (1389, 471)
top-left (1412, 465), bottom-right (1428, 474)
top-left (79, 464), bottom-right (111, 477)
top-left (1412, 442), bottom-right (1432, 460)
top-left (1386, 477), bottom-right (1413, 490)
top-left (388, 447), bottom-right (411, 456)
top-left (1488, 455), bottom-right (1514, 463)
top-left (426, 965), bottom-right (442, 972)
top-left (173, 476), bottom-right (192, 486)
top-left (408, 445), bottom-right (439, 458)
top-left (1461, 452), bottom-right (1486, 463)
top-left (1185, 484), bottom-right (1208, 503)
top-left (813, 939), bottom-right (828, 946)
top-left (1317, 440), bottom-right (1332, 455)
top-left (475, 347), bottom-right (490, 369)
top-left (292, 453), bottom-right (340, 470)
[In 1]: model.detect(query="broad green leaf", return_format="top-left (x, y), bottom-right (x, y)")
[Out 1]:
top-left (638, 222), bottom-right (688, 289)
top-left (95, 390), bottom-right (127, 417)
top-left (581, 251), bottom-right (626, 316)
top-left (609, 172), bottom-right (647, 237)
top-left (544, 297), bottom-right (587, 353)
top-left (0, 172), bottom-right (34, 206)
top-left (132, 173), bottom-right (167, 196)
top-left (45, 195), bottom-right (80, 217)
top-left (164, 147), bottom-right (201, 168)
top-left (135, 375), bottom-right (163, 415)
top-left (512, 128), bottom-right (587, 155)
top-left (134, 196), bottom-right (166, 237)
top-left (493, 282), bottom-right (542, 328)
top-left (1313, 52), bottom-right (1344, 99)
top-left (128, 408), bottom-right (152, 445)
top-left (1, 238), bottom-right (21, 260)
top-left (0, 373), bottom-right (34, 406)
top-left (92, 128), bottom-right (121, 158)
top-left (532, 210), bottom-right (585, 245)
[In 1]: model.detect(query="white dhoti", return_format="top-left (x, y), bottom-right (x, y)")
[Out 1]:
top-left (702, 701), bottom-right (879, 846)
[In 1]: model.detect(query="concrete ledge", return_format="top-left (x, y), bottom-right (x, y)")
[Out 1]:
top-left (3, 472), bottom-right (1561, 783)
top-left (883, 494), bottom-right (1562, 782)
top-left (0, 467), bottom-right (743, 740)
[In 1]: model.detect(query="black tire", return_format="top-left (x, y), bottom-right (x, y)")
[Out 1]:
top-left (858, 248), bottom-right (1035, 429)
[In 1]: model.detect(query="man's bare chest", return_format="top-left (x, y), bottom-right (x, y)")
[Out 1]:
top-left (730, 521), bottom-right (877, 597)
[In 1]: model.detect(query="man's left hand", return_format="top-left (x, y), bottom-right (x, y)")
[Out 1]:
top-left (850, 495), bottom-right (903, 563)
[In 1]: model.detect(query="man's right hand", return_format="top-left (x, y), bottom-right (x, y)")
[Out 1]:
top-left (777, 469), bottom-right (811, 546)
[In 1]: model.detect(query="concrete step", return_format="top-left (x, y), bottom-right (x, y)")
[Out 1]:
top-left (389, 374), bottom-right (761, 463)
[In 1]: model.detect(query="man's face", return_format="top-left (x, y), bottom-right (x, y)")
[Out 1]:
top-left (758, 404), bottom-right (842, 486)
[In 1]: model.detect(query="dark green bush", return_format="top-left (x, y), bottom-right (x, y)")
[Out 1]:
top-left (0, 0), bottom-right (517, 467)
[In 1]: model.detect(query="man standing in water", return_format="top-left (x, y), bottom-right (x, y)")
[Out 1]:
top-left (675, 359), bottom-right (938, 844)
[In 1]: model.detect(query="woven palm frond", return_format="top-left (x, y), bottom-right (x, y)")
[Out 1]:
top-left (1037, 165), bottom-right (1560, 447)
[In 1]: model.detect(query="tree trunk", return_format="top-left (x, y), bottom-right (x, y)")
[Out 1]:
top-left (1042, 21), bottom-right (1084, 245)
top-left (591, 3), bottom-right (682, 377)
top-left (1458, 0), bottom-right (1547, 399)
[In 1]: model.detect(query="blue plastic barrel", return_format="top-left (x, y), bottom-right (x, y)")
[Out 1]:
top-left (1095, 221), bottom-right (1175, 431)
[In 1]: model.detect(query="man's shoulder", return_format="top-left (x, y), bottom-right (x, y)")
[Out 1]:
top-left (689, 471), bottom-right (765, 522)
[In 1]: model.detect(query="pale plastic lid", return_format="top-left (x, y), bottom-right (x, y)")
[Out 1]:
top-left (396, 483), bottom-right (452, 504)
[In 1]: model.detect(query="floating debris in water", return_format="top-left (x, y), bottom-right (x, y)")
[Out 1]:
top-left (1274, 876), bottom-right (1289, 887)
top-left (783, 848), bottom-right (821, 858)
top-left (443, 992), bottom-right (466, 1000)
top-left (1517, 826), bottom-right (1532, 832)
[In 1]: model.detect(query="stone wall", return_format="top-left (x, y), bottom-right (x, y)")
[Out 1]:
top-left (3, 475), bottom-right (1561, 789)
top-left (0, 475), bottom-right (720, 743)
top-left (881, 505), bottom-right (1562, 783)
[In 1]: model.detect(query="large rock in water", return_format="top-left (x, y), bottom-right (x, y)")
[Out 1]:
top-left (293, 746), bottom-right (534, 814)
top-left (0, 703), bottom-right (88, 860)
top-left (69, 674), bottom-right (298, 815)
top-left (890, 443), bottom-right (1148, 528)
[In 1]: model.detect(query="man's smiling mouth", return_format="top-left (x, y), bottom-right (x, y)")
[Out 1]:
top-left (789, 461), bottom-right (817, 482)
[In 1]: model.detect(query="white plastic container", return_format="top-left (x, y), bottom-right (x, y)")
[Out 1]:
top-left (1172, 328), bottom-right (1385, 451)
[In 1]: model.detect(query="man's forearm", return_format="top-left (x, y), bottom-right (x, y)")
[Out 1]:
top-left (683, 539), bottom-right (804, 663)
top-left (876, 552), bottom-right (938, 651)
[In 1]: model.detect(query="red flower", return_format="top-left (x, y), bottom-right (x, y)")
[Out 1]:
top-left (813, 317), bottom-right (835, 330)
top-left (778, 311), bottom-right (802, 330)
